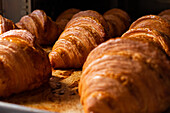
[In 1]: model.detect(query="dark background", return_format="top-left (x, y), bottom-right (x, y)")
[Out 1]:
top-left (32, 0), bottom-right (170, 22)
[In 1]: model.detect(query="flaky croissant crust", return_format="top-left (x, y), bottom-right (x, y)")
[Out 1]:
top-left (16, 9), bottom-right (61, 45)
top-left (79, 38), bottom-right (170, 113)
top-left (0, 29), bottom-right (51, 97)
top-left (0, 15), bottom-right (16, 35)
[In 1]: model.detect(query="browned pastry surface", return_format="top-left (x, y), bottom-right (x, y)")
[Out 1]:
top-left (16, 9), bottom-right (62, 46)
top-left (0, 29), bottom-right (35, 45)
top-left (159, 9), bottom-right (170, 16)
top-left (129, 15), bottom-right (170, 38)
top-left (103, 14), bottom-right (125, 37)
top-left (72, 10), bottom-right (110, 38)
top-left (0, 15), bottom-right (16, 34)
top-left (56, 8), bottom-right (80, 31)
top-left (122, 28), bottom-right (170, 56)
top-left (79, 38), bottom-right (170, 113)
top-left (0, 29), bottom-right (51, 97)
top-left (49, 10), bottom-right (107, 69)
top-left (56, 8), bottom-right (81, 22)
top-left (103, 8), bottom-right (131, 37)
top-left (160, 15), bottom-right (170, 22)
top-left (65, 16), bottom-right (106, 41)
top-left (103, 8), bottom-right (131, 24)
top-left (158, 9), bottom-right (170, 22)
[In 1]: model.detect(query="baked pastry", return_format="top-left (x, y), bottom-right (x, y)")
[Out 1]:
top-left (158, 9), bottom-right (170, 22)
top-left (71, 10), bottom-right (110, 39)
top-left (0, 15), bottom-right (16, 35)
top-left (49, 9), bottom-right (130, 69)
top-left (103, 8), bottom-right (131, 37)
top-left (49, 10), bottom-right (107, 69)
top-left (56, 8), bottom-right (80, 31)
top-left (79, 38), bottom-right (170, 113)
top-left (16, 9), bottom-right (61, 46)
top-left (0, 29), bottom-right (51, 97)
top-left (129, 15), bottom-right (170, 38)
top-left (122, 28), bottom-right (170, 56)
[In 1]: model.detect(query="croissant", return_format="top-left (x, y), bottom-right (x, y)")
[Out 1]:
top-left (0, 15), bottom-right (16, 34)
top-left (158, 9), bottom-right (170, 22)
top-left (122, 28), bottom-right (170, 56)
top-left (79, 38), bottom-right (170, 113)
top-left (0, 29), bottom-right (51, 97)
top-left (129, 15), bottom-right (170, 38)
top-left (56, 8), bottom-right (80, 31)
top-left (16, 9), bottom-right (62, 46)
top-left (103, 8), bottom-right (131, 37)
top-left (49, 10), bottom-right (107, 69)
top-left (49, 9), bottom-right (130, 69)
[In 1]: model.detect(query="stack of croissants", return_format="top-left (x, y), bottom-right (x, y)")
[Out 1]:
top-left (0, 7), bottom-right (169, 113)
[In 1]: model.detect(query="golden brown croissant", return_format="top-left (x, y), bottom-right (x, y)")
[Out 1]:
top-left (16, 9), bottom-right (62, 46)
top-left (0, 29), bottom-right (51, 97)
top-left (122, 28), bottom-right (170, 56)
top-left (79, 38), bottom-right (170, 113)
top-left (56, 8), bottom-right (80, 31)
top-left (0, 15), bottom-right (16, 35)
top-left (49, 10), bottom-right (108, 69)
top-left (103, 8), bottom-right (131, 37)
top-left (129, 15), bottom-right (170, 38)
top-left (49, 9), bottom-right (130, 69)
